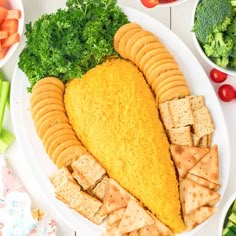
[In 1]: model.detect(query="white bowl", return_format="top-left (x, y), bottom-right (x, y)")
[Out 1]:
top-left (192, 0), bottom-right (236, 76)
top-left (137, 0), bottom-right (189, 8)
top-left (0, 0), bottom-right (24, 68)
top-left (218, 192), bottom-right (236, 236)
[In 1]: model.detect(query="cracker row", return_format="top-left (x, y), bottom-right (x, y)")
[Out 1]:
top-left (30, 77), bottom-right (88, 168)
top-left (113, 23), bottom-right (190, 104)
top-left (32, 76), bottom-right (65, 93)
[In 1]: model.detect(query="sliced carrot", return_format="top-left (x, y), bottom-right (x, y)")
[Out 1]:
top-left (0, 48), bottom-right (8, 59)
top-left (5, 9), bottom-right (21, 20)
top-left (0, 19), bottom-right (18, 35)
top-left (1, 32), bottom-right (19, 48)
top-left (0, 31), bottom-right (7, 39)
top-left (0, 6), bottom-right (8, 24)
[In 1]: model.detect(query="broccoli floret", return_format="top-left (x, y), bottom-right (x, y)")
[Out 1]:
top-left (229, 58), bottom-right (236, 68)
top-left (213, 17), bottom-right (232, 33)
top-left (229, 43), bottom-right (236, 58)
top-left (193, 0), bottom-right (233, 44)
top-left (226, 18), bottom-right (236, 37)
top-left (203, 32), bottom-right (234, 58)
top-left (231, 0), bottom-right (236, 7)
top-left (214, 57), bottom-right (229, 68)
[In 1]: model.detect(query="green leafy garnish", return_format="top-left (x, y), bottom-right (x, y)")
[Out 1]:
top-left (18, 0), bottom-right (129, 90)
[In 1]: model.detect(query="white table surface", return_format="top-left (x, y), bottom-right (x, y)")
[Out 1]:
top-left (1, 0), bottom-right (236, 235)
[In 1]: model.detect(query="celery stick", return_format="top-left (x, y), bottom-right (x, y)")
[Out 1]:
top-left (6, 83), bottom-right (10, 109)
top-left (0, 70), bottom-right (10, 109)
top-left (0, 128), bottom-right (15, 153)
top-left (0, 81), bottom-right (10, 132)
top-left (0, 70), bottom-right (4, 81)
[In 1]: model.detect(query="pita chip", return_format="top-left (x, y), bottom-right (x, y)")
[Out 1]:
top-left (179, 178), bottom-right (220, 215)
top-left (189, 144), bottom-right (219, 184)
top-left (170, 144), bottom-right (209, 177)
top-left (102, 225), bottom-right (121, 236)
top-left (139, 216), bottom-right (174, 236)
top-left (129, 230), bottom-right (139, 236)
top-left (207, 198), bottom-right (220, 207)
top-left (90, 209), bottom-right (107, 225)
top-left (100, 178), bottom-right (132, 216)
top-left (154, 218), bottom-right (175, 236)
top-left (107, 208), bottom-right (126, 227)
top-left (118, 199), bottom-right (154, 234)
top-left (183, 206), bottom-right (217, 231)
top-left (185, 173), bottom-right (219, 190)
top-left (139, 224), bottom-right (159, 236)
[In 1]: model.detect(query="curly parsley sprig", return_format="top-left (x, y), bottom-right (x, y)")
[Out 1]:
top-left (19, 0), bottom-right (129, 90)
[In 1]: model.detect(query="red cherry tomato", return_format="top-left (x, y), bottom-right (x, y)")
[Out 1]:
top-left (140, 0), bottom-right (159, 8)
top-left (210, 68), bottom-right (228, 83)
top-left (218, 84), bottom-right (236, 102)
top-left (159, 0), bottom-right (176, 2)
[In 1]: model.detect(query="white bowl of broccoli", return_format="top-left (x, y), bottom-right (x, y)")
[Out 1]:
top-left (192, 0), bottom-right (236, 76)
top-left (219, 192), bottom-right (236, 236)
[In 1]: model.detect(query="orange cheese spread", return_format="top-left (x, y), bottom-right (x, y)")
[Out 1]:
top-left (64, 58), bottom-right (185, 233)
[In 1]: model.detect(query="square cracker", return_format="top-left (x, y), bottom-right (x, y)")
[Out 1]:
top-left (71, 190), bottom-right (103, 221)
top-left (188, 95), bottom-right (205, 112)
top-left (159, 101), bottom-right (174, 130)
top-left (71, 153), bottom-right (106, 190)
top-left (192, 134), bottom-right (201, 147)
top-left (49, 167), bottom-right (76, 188)
top-left (199, 135), bottom-right (208, 148)
top-left (92, 175), bottom-right (109, 201)
top-left (167, 126), bottom-right (193, 146)
top-left (169, 97), bottom-right (194, 128)
top-left (55, 179), bottom-right (81, 204)
top-left (192, 106), bottom-right (214, 138)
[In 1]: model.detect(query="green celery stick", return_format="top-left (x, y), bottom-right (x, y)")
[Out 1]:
top-left (0, 70), bottom-right (4, 81)
top-left (0, 81), bottom-right (10, 133)
top-left (0, 70), bottom-right (10, 109)
top-left (0, 128), bottom-right (15, 153)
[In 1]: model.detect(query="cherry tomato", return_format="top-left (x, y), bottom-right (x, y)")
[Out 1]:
top-left (140, 0), bottom-right (159, 8)
top-left (210, 68), bottom-right (228, 83)
top-left (218, 84), bottom-right (236, 102)
top-left (159, 0), bottom-right (176, 2)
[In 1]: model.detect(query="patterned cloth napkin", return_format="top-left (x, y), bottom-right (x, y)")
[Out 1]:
top-left (0, 156), bottom-right (57, 236)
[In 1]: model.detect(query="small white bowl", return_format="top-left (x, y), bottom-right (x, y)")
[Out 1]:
top-left (0, 0), bottom-right (24, 68)
top-left (192, 0), bottom-right (236, 76)
top-left (137, 0), bottom-right (189, 8)
top-left (218, 192), bottom-right (236, 236)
